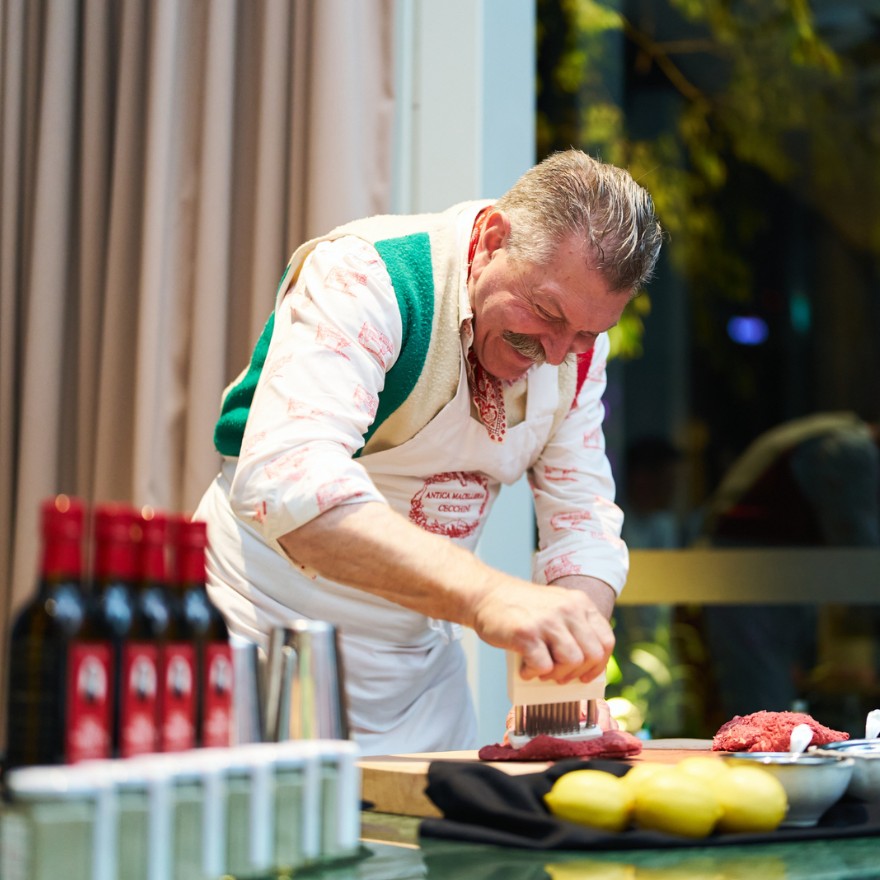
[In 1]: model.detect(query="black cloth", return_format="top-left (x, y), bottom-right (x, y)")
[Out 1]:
top-left (419, 759), bottom-right (880, 850)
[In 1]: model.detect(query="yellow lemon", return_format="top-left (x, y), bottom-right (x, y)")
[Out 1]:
top-left (709, 765), bottom-right (788, 833)
top-left (620, 762), bottom-right (666, 793)
top-left (631, 768), bottom-right (722, 838)
top-left (544, 769), bottom-right (634, 832)
top-left (675, 755), bottom-right (731, 784)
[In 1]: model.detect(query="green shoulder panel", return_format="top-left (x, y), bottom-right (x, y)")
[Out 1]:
top-left (357, 233), bottom-right (434, 454)
top-left (213, 313), bottom-right (275, 457)
top-left (212, 233), bottom-right (435, 458)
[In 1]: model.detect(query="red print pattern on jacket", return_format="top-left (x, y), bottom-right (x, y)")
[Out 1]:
top-left (316, 478), bottom-right (365, 512)
top-left (264, 352), bottom-right (295, 382)
top-left (240, 431), bottom-right (267, 458)
top-left (315, 324), bottom-right (352, 359)
top-left (544, 553), bottom-right (583, 582)
top-left (358, 322), bottom-right (394, 368)
top-left (582, 427), bottom-right (602, 449)
top-left (549, 510), bottom-right (594, 532)
top-left (353, 385), bottom-right (379, 418)
top-left (325, 267), bottom-right (368, 296)
top-left (263, 447), bottom-right (313, 481)
top-left (543, 465), bottom-right (578, 483)
top-left (286, 400), bottom-right (330, 421)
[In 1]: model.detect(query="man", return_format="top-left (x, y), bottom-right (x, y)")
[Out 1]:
top-left (195, 150), bottom-right (663, 754)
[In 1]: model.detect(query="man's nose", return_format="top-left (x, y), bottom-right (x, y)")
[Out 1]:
top-left (543, 330), bottom-right (585, 365)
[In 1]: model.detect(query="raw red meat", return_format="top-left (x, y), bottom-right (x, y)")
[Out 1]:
top-left (478, 730), bottom-right (643, 762)
top-left (712, 710), bottom-right (849, 752)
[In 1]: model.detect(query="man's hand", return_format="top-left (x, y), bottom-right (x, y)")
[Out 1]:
top-left (470, 580), bottom-right (614, 684)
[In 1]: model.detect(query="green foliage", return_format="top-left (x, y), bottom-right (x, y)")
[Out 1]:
top-left (608, 293), bottom-right (650, 359)
top-left (538, 0), bottom-right (877, 359)
top-left (608, 606), bottom-right (713, 737)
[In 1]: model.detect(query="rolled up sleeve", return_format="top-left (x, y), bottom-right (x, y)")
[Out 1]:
top-left (530, 333), bottom-right (629, 594)
top-left (228, 237), bottom-right (402, 543)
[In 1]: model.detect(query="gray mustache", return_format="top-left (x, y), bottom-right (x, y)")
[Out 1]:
top-left (502, 331), bottom-right (546, 364)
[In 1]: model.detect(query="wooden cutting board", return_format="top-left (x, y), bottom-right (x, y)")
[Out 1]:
top-left (359, 739), bottom-right (716, 818)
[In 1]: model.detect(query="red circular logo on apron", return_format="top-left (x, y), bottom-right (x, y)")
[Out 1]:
top-left (410, 471), bottom-right (490, 538)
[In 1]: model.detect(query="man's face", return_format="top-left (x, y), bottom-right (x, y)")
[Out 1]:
top-left (468, 211), bottom-right (630, 381)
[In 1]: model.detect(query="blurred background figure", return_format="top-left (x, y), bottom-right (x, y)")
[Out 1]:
top-left (699, 412), bottom-right (880, 726)
top-left (621, 436), bottom-right (686, 550)
top-left (702, 412), bottom-right (880, 548)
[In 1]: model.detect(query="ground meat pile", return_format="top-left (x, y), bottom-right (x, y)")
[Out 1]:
top-left (478, 729), bottom-right (643, 762)
top-left (712, 710), bottom-right (850, 752)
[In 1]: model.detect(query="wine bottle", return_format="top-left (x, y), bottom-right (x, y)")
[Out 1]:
top-left (136, 509), bottom-right (196, 752)
top-left (171, 517), bottom-right (233, 748)
top-left (91, 503), bottom-right (161, 757)
top-left (4, 496), bottom-right (113, 767)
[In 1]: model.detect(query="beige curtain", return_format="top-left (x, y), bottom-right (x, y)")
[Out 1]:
top-left (0, 0), bottom-right (395, 747)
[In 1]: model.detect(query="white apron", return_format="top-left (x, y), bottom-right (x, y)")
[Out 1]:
top-left (196, 344), bottom-right (560, 756)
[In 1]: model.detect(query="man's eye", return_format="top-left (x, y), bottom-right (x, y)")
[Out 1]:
top-left (536, 305), bottom-right (560, 322)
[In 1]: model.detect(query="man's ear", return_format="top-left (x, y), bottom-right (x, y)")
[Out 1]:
top-left (481, 209), bottom-right (511, 256)
top-left (470, 209), bottom-right (511, 280)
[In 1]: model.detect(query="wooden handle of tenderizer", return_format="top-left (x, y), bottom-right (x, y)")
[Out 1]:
top-left (505, 651), bottom-right (605, 706)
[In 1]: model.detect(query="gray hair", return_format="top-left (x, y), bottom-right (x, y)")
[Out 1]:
top-left (494, 150), bottom-right (663, 293)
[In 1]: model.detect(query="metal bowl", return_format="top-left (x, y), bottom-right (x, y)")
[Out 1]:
top-left (723, 752), bottom-right (854, 828)
top-left (816, 739), bottom-right (880, 802)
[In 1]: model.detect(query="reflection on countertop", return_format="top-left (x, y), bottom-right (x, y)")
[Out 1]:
top-left (356, 812), bottom-right (880, 880)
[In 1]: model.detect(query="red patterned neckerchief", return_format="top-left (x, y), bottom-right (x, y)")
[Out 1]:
top-left (467, 209), bottom-right (507, 443)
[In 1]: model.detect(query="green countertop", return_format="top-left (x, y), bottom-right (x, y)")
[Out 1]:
top-left (350, 811), bottom-right (880, 880)
top-left (2, 803), bottom-right (878, 878)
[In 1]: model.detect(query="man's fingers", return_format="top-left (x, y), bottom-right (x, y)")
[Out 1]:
top-left (475, 580), bottom-right (614, 683)
top-left (518, 639), bottom-right (608, 687)
top-left (516, 639), bottom-right (554, 680)
top-left (535, 613), bottom-right (613, 683)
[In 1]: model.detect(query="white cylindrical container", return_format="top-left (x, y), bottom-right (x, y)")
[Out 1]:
top-left (334, 739), bottom-right (362, 857)
top-left (292, 739), bottom-right (361, 861)
top-left (217, 745), bottom-right (277, 877)
top-left (268, 742), bottom-right (315, 870)
top-left (76, 759), bottom-right (151, 880)
top-left (187, 748), bottom-right (229, 879)
top-left (142, 763), bottom-right (173, 880)
top-left (2, 765), bottom-right (113, 880)
top-left (135, 752), bottom-right (209, 880)
top-left (240, 744), bottom-right (276, 874)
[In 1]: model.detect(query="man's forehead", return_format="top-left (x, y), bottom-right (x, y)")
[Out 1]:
top-left (537, 280), bottom-right (626, 336)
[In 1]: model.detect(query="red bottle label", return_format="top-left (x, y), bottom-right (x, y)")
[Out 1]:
top-left (120, 642), bottom-right (160, 757)
top-left (202, 642), bottom-right (234, 747)
top-left (65, 643), bottom-right (113, 763)
top-left (160, 642), bottom-right (196, 752)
